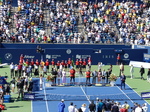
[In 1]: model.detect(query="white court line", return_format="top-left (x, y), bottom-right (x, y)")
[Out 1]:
top-left (126, 83), bottom-right (150, 105)
top-left (80, 86), bottom-right (91, 103)
top-left (43, 79), bottom-right (50, 112)
top-left (116, 84), bottom-right (134, 103)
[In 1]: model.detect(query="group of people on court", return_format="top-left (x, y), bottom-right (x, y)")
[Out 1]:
top-left (130, 64), bottom-right (150, 82)
top-left (58, 98), bottom-right (148, 112)
top-left (10, 54), bottom-right (92, 78)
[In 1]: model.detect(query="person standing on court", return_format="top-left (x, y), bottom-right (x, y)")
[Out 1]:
top-left (106, 69), bottom-right (110, 84)
top-left (130, 65), bottom-right (134, 79)
top-left (117, 54), bottom-right (121, 65)
top-left (10, 62), bottom-right (15, 78)
top-left (111, 102), bottom-right (119, 112)
top-left (89, 100), bottom-right (96, 112)
top-left (86, 70), bottom-right (91, 84)
top-left (62, 69), bottom-right (66, 84)
top-left (88, 57), bottom-right (92, 70)
top-left (147, 69), bottom-right (150, 82)
top-left (51, 68), bottom-right (58, 85)
top-left (97, 99), bottom-right (104, 112)
top-left (105, 99), bottom-right (112, 112)
top-left (68, 102), bottom-right (75, 112)
top-left (119, 63), bottom-right (124, 77)
top-left (120, 73), bottom-right (126, 90)
top-left (70, 67), bottom-right (76, 84)
top-left (140, 65), bottom-right (145, 80)
top-left (92, 70), bottom-right (97, 84)
top-left (45, 59), bottom-right (50, 73)
top-left (58, 99), bottom-right (65, 112)
top-left (39, 74), bottom-right (43, 90)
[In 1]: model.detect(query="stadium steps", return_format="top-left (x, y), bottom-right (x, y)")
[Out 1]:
top-left (11, 7), bottom-right (18, 34)
top-left (43, 7), bottom-right (50, 36)
top-left (109, 17), bottom-right (121, 40)
top-left (75, 8), bottom-right (87, 41)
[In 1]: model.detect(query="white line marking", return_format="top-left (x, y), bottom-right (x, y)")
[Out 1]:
top-left (43, 79), bottom-right (50, 112)
top-left (116, 84), bottom-right (134, 103)
top-left (80, 86), bottom-right (91, 103)
top-left (126, 83), bottom-right (150, 105)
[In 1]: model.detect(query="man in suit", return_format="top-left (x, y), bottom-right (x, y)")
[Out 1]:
top-left (120, 73), bottom-right (126, 90)
top-left (111, 102), bottom-right (119, 112)
top-left (140, 65), bottom-right (145, 80)
top-left (92, 70), bottom-right (97, 84)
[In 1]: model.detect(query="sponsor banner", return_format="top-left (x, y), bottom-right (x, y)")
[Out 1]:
top-left (143, 53), bottom-right (150, 62)
top-left (141, 92), bottom-right (150, 98)
top-left (24, 93), bottom-right (35, 100)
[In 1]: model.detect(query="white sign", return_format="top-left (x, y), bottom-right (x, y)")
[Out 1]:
top-left (124, 53), bottom-right (129, 59)
top-left (24, 55), bottom-right (35, 58)
top-left (129, 61), bottom-right (150, 68)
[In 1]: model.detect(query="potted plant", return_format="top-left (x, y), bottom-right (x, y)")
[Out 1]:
top-left (46, 75), bottom-right (55, 87)
top-left (109, 74), bottom-right (117, 86)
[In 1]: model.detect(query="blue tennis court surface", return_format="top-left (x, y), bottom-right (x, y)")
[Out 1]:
top-left (32, 78), bottom-right (150, 112)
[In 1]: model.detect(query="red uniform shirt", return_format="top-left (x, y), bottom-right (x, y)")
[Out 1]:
top-left (83, 61), bottom-right (87, 65)
top-left (68, 60), bottom-right (72, 65)
top-left (88, 59), bottom-right (91, 64)
top-left (76, 60), bottom-right (79, 65)
top-left (35, 61), bottom-right (40, 66)
top-left (30, 61), bottom-right (34, 65)
top-left (19, 59), bottom-right (23, 64)
top-left (26, 61), bottom-right (30, 66)
top-left (51, 61), bottom-right (55, 65)
top-left (117, 54), bottom-right (121, 60)
top-left (56, 62), bottom-right (60, 66)
top-left (61, 61), bottom-right (65, 66)
top-left (70, 69), bottom-right (75, 77)
top-left (45, 61), bottom-right (50, 66)
top-left (86, 71), bottom-right (91, 78)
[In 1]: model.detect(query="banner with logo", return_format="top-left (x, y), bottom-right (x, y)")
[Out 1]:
top-left (141, 92), bottom-right (150, 98)
top-left (0, 48), bottom-right (147, 65)
top-left (143, 53), bottom-right (150, 62)
top-left (24, 93), bottom-right (35, 100)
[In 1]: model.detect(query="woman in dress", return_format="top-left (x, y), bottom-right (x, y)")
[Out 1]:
top-left (57, 69), bottom-right (62, 85)
top-left (62, 69), bottom-right (66, 84)
top-left (97, 69), bottom-right (102, 84)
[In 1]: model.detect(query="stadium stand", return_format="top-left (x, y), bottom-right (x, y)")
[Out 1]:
top-left (0, 0), bottom-right (149, 44)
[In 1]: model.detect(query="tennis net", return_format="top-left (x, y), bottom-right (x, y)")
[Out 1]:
top-left (33, 90), bottom-right (149, 101)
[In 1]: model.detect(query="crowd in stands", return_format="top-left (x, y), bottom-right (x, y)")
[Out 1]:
top-left (48, 0), bottom-right (80, 43)
top-left (14, 0), bottom-right (45, 43)
top-left (79, 1), bottom-right (117, 44)
top-left (0, 0), bottom-right (12, 43)
top-left (0, 0), bottom-right (149, 45)
top-left (114, 1), bottom-right (150, 45)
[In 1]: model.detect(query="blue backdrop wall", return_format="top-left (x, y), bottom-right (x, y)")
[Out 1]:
top-left (0, 46), bottom-right (147, 65)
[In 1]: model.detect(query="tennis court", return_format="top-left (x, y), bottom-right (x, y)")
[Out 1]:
top-left (32, 77), bottom-right (150, 112)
